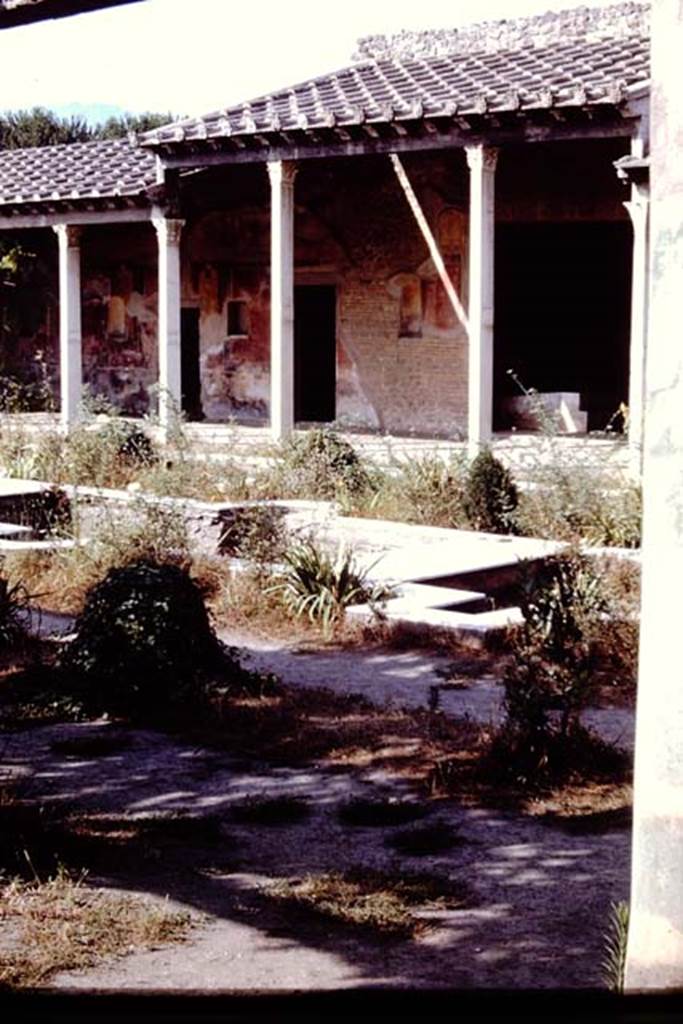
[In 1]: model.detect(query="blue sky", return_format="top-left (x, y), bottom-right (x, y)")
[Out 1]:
top-left (0, 0), bottom-right (623, 123)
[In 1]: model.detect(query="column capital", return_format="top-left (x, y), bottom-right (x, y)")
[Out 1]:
top-left (153, 217), bottom-right (185, 246)
top-left (53, 224), bottom-right (82, 248)
top-left (267, 160), bottom-right (298, 188)
top-left (465, 145), bottom-right (500, 173)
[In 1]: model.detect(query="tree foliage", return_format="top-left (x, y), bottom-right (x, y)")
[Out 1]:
top-left (0, 107), bottom-right (175, 150)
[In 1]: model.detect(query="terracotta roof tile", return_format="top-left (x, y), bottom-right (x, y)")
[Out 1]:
top-left (141, 34), bottom-right (649, 147)
top-left (0, 137), bottom-right (157, 207)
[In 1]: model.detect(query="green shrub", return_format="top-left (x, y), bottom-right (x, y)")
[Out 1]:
top-left (116, 426), bottom-right (158, 467)
top-left (463, 447), bottom-right (518, 534)
top-left (22, 486), bottom-right (72, 538)
top-left (59, 560), bottom-right (268, 720)
top-left (266, 538), bottom-right (388, 637)
top-left (489, 551), bottom-right (618, 788)
top-left (217, 505), bottom-right (288, 566)
top-left (275, 428), bottom-right (372, 500)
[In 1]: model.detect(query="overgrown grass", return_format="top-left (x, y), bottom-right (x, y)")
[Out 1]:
top-left (3, 499), bottom-right (192, 615)
top-left (267, 866), bottom-right (471, 939)
top-left (0, 407), bottom-right (642, 549)
top-left (0, 869), bottom-right (190, 989)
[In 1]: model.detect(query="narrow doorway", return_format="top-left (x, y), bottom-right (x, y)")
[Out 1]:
top-left (294, 285), bottom-right (336, 423)
top-left (180, 308), bottom-right (203, 421)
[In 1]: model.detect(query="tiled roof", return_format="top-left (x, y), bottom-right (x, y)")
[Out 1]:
top-left (0, 137), bottom-right (157, 207)
top-left (141, 34), bottom-right (649, 148)
top-left (355, 1), bottom-right (649, 61)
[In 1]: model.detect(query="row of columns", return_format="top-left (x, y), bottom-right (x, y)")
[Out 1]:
top-left (53, 148), bottom-right (648, 464)
top-left (53, 215), bottom-right (185, 434)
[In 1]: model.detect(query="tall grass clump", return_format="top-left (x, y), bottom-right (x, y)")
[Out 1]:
top-left (365, 452), bottom-right (469, 529)
top-left (505, 371), bottom-right (641, 548)
top-left (266, 537), bottom-right (388, 637)
top-left (517, 466), bottom-right (641, 548)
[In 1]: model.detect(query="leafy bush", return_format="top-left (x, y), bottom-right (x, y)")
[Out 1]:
top-left (463, 447), bottom-right (518, 534)
top-left (116, 426), bottom-right (158, 467)
top-left (60, 560), bottom-right (270, 720)
top-left (217, 504), bottom-right (288, 567)
top-left (488, 552), bottom-right (619, 788)
top-left (90, 500), bottom-right (191, 570)
top-left (266, 538), bottom-right (388, 637)
top-left (275, 428), bottom-right (372, 500)
top-left (22, 487), bottom-right (72, 538)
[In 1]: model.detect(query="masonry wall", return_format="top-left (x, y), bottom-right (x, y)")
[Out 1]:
top-left (79, 222), bottom-right (158, 415)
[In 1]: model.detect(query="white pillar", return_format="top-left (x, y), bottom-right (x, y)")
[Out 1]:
top-left (466, 145), bottom-right (498, 459)
top-left (624, 0), bottom-right (683, 992)
top-left (624, 180), bottom-right (650, 477)
top-left (267, 160), bottom-right (297, 441)
top-left (53, 224), bottom-right (82, 431)
top-left (153, 216), bottom-right (184, 433)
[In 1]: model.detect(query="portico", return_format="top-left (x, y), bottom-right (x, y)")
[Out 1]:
top-left (0, 2), bottom-right (652, 464)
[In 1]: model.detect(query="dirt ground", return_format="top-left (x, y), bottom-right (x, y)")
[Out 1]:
top-left (0, 627), bottom-right (633, 993)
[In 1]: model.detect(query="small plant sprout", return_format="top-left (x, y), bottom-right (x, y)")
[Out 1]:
top-left (601, 900), bottom-right (629, 992)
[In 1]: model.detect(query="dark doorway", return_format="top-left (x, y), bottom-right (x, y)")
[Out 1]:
top-left (494, 222), bottom-right (632, 431)
top-left (181, 307), bottom-right (203, 421)
top-left (294, 285), bottom-right (336, 423)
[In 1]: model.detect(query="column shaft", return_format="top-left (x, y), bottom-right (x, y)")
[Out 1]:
top-left (268, 160), bottom-right (297, 441)
top-left (466, 145), bottom-right (498, 458)
top-left (54, 225), bottom-right (82, 430)
top-left (624, 184), bottom-right (649, 476)
top-left (624, 0), bottom-right (683, 991)
top-left (154, 217), bottom-right (184, 432)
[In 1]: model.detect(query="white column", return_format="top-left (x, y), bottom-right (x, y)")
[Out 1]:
top-left (267, 160), bottom-right (297, 441)
top-left (53, 224), bottom-right (82, 431)
top-left (624, 181), bottom-right (650, 477)
top-left (466, 145), bottom-right (498, 459)
top-left (624, 0), bottom-right (683, 991)
top-left (153, 216), bottom-right (184, 432)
